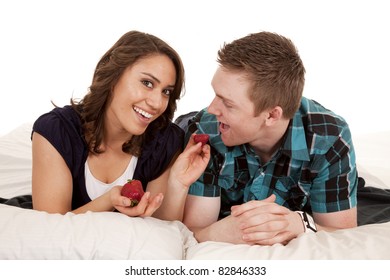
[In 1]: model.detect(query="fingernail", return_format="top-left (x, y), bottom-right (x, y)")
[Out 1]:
top-left (122, 198), bottom-right (129, 206)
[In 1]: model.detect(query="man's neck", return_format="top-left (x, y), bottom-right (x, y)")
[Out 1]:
top-left (250, 119), bottom-right (290, 164)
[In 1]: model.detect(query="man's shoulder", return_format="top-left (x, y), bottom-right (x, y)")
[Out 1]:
top-left (174, 111), bottom-right (199, 131)
top-left (175, 109), bottom-right (219, 133)
top-left (298, 97), bottom-right (350, 137)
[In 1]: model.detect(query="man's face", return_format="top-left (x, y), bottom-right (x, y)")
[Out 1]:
top-left (207, 67), bottom-right (268, 147)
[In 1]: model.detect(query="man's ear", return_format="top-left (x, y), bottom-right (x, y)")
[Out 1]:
top-left (265, 106), bottom-right (283, 125)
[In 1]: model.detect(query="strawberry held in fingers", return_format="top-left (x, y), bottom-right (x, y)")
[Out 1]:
top-left (193, 134), bottom-right (209, 146)
top-left (121, 179), bottom-right (145, 207)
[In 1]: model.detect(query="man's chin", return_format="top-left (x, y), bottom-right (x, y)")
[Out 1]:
top-left (220, 134), bottom-right (235, 147)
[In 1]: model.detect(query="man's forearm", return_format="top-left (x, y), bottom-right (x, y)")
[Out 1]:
top-left (189, 215), bottom-right (247, 244)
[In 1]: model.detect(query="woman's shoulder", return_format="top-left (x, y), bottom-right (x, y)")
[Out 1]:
top-left (32, 105), bottom-right (82, 140)
top-left (164, 121), bottom-right (185, 139)
top-left (32, 105), bottom-right (87, 173)
top-left (34, 105), bottom-right (78, 122)
top-left (140, 121), bottom-right (183, 162)
top-left (146, 121), bottom-right (184, 149)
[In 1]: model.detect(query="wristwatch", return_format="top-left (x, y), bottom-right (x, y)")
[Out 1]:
top-left (296, 211), bottom-right (317, 233)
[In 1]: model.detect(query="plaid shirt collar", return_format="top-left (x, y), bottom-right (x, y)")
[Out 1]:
top-left (282, 113), bottom-right (311, 161)
top-left (235, 112), bottom-right (311, 163)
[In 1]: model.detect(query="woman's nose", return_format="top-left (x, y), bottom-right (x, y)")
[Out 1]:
top-left (146, 91), bottom-right (164, 110)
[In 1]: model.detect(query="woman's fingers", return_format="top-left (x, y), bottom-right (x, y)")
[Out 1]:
top-left (140, 193), bottom-right (164, 217)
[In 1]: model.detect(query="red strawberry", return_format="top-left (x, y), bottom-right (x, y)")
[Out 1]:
top-left (120, 179), bottom-right (145, 207)
top-left (194, 134), bottom-right (209, 146)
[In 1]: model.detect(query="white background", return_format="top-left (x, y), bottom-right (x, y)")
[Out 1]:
top-left (1, 0), bottom-right (389, 137)
top-left (1, 260), bottom-right (389, 279)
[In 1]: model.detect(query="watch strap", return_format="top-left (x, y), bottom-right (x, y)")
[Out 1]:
top-left (296, 211), bottom-right (317, 233)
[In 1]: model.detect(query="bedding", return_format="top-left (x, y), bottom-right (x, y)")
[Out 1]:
top-left (1, 123), bottom-right (390, 259)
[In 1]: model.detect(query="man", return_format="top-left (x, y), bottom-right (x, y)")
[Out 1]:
top-left (179, 31), bottom-right (357, 245)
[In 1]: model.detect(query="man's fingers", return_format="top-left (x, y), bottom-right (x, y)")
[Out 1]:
top-left (230, 194), bottom-right (279, 216)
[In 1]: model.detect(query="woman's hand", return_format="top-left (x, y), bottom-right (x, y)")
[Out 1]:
top-left (148, 135), bottom-right (211, 221)
top-left (169, 134), bottom-right (211, 189)
top-left (110, 186), bottom-right (164, 217)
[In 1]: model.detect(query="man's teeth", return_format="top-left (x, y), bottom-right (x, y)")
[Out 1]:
top-left (134, 107), bottom-right (152, 119)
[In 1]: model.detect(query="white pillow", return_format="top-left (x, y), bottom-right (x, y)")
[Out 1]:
top-left (0, 123), bottom-right (33, 198)
top-left (186, 222), bottom-right (390, 260)
top-left (0, 204), bottom-right (191, 259)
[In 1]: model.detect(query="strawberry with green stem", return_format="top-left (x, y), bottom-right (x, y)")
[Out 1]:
top-left (120, 179), bottom-right (145, 207)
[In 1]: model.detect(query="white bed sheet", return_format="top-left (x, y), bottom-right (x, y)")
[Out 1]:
top-left (186, 222), bottom-right (390, 260)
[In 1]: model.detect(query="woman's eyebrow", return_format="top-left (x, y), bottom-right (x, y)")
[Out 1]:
top-left (141, 72), bottom-right (175, 88)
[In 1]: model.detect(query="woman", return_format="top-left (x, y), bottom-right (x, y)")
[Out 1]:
top-left (31, 30), bottom-right (210, 219)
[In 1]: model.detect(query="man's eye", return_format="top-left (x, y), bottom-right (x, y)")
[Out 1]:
top-left (223, 101), bottom-right (233, 108)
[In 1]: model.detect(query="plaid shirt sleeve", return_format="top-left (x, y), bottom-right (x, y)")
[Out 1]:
top-left (308, 124), bottom-right (358, 213)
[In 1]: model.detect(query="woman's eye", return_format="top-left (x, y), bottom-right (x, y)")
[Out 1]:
top-left (142, 80), bottom-right (153, 88)
top-left (163, 89), bottom-right (172, 96)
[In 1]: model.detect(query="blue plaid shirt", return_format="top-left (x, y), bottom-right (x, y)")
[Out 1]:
top-left (183, 97), bottom-right (358, 215)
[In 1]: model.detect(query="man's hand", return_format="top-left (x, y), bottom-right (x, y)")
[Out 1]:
top-left (230, 195), bottom-right (304, 245)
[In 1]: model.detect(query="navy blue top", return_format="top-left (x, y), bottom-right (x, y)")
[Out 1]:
top-left (32, 106), bottom-right (184, 210)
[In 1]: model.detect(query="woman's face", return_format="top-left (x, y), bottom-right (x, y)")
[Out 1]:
top-left (107, 54), bottom-right (176, 137)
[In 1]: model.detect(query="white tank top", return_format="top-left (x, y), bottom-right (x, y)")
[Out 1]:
top-left (85, 156), bottom-right (138, 200)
